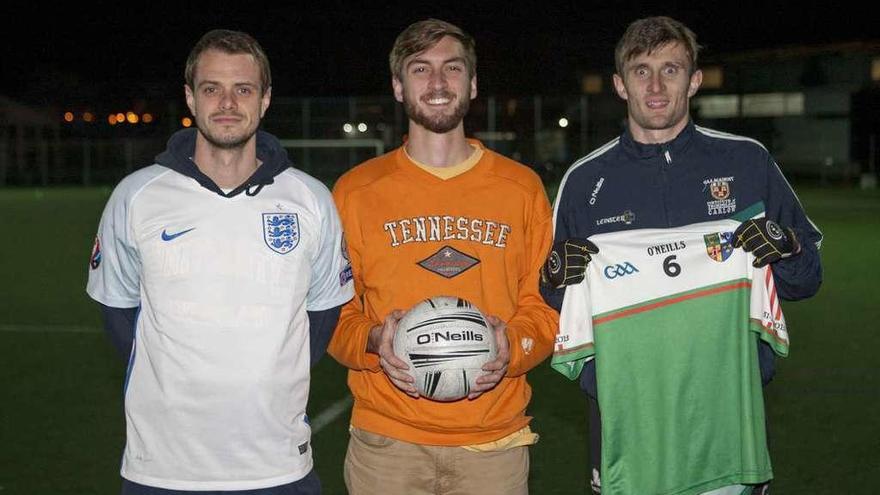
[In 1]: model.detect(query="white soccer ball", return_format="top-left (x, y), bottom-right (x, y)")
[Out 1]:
top-left (393, 296), bottom-right (497, 402)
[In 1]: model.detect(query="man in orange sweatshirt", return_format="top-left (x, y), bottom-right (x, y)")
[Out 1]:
top-left (328, 18), bottom-right (559, 495)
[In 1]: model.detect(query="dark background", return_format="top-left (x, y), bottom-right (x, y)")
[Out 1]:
top-left (1, 4), bottom-right (879, 493)
top-left (3, 0), bottom-right (878, 108)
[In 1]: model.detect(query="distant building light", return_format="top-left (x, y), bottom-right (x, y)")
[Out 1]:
top-left (181, 117), bottom-right (193, 128)
top-left (357, 122), bottom-right (368, 133)
top-left (116, 113), bottom-right (125, 123)
top-left (581, 74), bottom-right (603, 94)
top-left (63, 112), bottom-right (74, 123)
top-left (142, 113), bottom-right (154, 124)
top-left (558, 118), bottom-right (569, 128)
top-left (343, 123), bottom-right (354, 134)
top-left (694, 95), bottom-right (739, 118)
top-left (872, 57), bottom-right (880, 82)
top-left (506, 98), bottom-right (518, 116)
top-left (701, 66), bottom-right (724, 89)
top-left (785, 93), bottom-right (805, 115)
top-left (108, 114), bottom-right (118, 125)
top-left (83, 112), bottom-right (95, 123)
top-left (695, 92), bottom-right (805, 119)
top-left (742, 93), bottom-right (804, 117)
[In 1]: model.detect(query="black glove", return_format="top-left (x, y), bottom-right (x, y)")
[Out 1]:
top-left (541, 238), bottom-right (599, 288)
top-left (733, 218), bottom-right (800, 268)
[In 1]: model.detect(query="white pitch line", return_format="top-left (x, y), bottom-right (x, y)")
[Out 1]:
top-left (311, 395), bottom-right (353, 434)
top-left (0, 324), bottom-right (101, 334)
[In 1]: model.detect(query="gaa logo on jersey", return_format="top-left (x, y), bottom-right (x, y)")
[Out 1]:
top-left (263, 213), bottom-right (299, 254)
top-left (603, 262), bottom-right (639, 279)
top-left (704, 231), bottom-right (735, 262)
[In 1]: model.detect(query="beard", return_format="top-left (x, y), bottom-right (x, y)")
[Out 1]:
top-left (404, 90), bottom-right (470, 134)
top-left (196, 113), bottom-right (259, 150)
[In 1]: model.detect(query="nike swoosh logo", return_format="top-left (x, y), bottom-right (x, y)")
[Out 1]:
top-left (161, 228), bottom-right (196, 241)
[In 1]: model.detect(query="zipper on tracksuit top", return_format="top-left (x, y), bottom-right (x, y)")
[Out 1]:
top-left (660, 144), bottom-right (673, 227)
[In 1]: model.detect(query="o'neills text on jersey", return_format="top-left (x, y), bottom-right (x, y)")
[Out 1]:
top-left (589, 177), bottom-right (605, 205)
top-left (646, 241), bottom-right (686, 256)
top-left (384, 215), bottom-right (511, 248)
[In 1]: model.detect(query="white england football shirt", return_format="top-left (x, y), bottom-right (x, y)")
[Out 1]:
top-left (87, 164), bottom-right (353, 490)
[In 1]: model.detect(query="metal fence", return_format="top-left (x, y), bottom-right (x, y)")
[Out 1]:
top-left (1, 95), bottom-right (875, 187)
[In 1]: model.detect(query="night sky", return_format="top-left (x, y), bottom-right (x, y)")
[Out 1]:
top-left (3, 1), bottom-right (878, 109)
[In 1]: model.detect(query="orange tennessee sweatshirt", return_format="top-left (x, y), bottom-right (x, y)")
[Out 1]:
top-left (328, 140), bottom-right (559, 446)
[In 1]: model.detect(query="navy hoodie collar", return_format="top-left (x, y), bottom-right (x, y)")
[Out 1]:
top-left (620, 120), bottom-right (696, 161)
top-left (155, 128), bottom-right (291, 197)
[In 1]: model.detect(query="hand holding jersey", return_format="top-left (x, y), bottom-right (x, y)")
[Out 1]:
top-left (548, 218), bottom-right (800, 284)
top-left (733, 218), bottom-right (801, 267)
top-left (541, 238), bottom-right (600, 288)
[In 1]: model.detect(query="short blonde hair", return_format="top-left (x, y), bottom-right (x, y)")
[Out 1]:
top-left (389, 19), bottom-right (476, 79)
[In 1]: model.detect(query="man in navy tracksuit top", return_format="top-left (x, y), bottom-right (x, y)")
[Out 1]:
top-left (541, 16), bottom-right (822, 494)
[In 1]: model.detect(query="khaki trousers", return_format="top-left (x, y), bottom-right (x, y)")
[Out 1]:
top-left (344, 427), bottom-right (529, 495)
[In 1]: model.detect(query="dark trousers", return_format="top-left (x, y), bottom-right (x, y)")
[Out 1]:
top-left (121, 469), bottom-right (322, 495)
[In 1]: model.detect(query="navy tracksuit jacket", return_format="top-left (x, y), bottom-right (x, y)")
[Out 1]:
top-left (545, 120), bottom-right (823, 395)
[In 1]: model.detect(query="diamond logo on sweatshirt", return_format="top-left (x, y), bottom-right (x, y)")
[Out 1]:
top-left (417, 246), bottom-right (480, 278)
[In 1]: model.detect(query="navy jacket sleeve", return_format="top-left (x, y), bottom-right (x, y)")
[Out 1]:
top-left (99, 303), bottom-right (138, 361)
top-left (764, 156), bottom-right (823, 300)
top-left (540, 284), bottom-right (565, 312)
top-left (541, 187), bottom-right (578, 312)
top-left (308, 305), bottom-right (342, 368)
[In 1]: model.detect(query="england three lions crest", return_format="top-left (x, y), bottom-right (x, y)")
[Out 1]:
top-left (704, 231), bottom-right (734, 262)
top-left (263, 213), bottom-right (299, 254)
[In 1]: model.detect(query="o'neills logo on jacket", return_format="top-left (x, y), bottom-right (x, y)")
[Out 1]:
top-left (383, 215), bottom-right (511, 248)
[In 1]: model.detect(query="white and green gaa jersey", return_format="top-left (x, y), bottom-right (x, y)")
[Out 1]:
top-left (87, 164), bottom-right (353, 490)
top-left (553, 204), bottom-right (788, 495)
